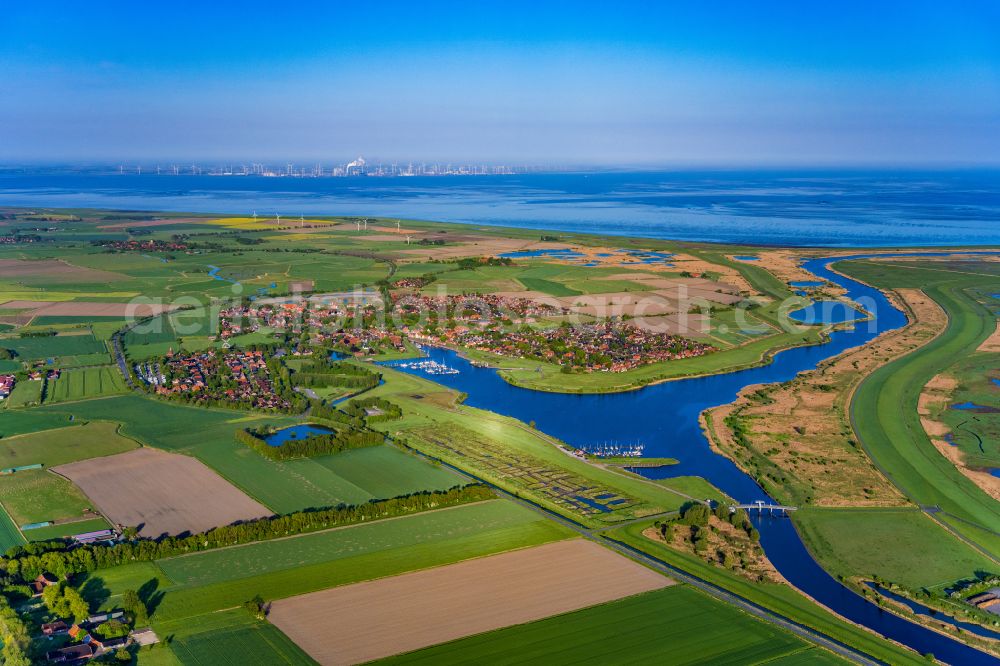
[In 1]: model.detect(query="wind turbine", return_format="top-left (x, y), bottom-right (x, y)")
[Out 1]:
top-left (252, 210), bottom-right (257, 223)
top-left (396, 220), bottom-right (400, 233)
top-left (356, 220), bottom-right (361, 232)
top-left (299, 215), bottom-right (305, 228)
top-left (275, 213), bottom-right (281, 226)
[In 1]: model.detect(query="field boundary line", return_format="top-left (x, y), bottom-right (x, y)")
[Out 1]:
top-left (155, 498), bottom-right (504, 564)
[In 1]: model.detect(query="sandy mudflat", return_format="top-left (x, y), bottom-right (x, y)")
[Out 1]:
top-left (53, 448), bottom-right (271, 537)
top-left (269, 538), bottom-right (672, 665)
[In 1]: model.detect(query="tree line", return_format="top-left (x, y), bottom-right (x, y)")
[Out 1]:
top-left (236, 425), bottom-right (383, 460)
top-left (0, 485), bottom-right (493, 586)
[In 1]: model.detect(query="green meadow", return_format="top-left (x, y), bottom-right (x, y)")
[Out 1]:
top-left (169, 612), bottom-right (314, 666)
top-left (150, 500), bottom-right (571, 621)
top-left (794, 507), bottom-right (997, 590)
top-left (8, 333), bottom-right (106, 360)
top-left (33, 395), bottom-right (462, 513)
top-left (840, 258), bottom-right (1000, 556)
top-left (379, 587), bottom-right (844, 665)
top-left (0, 421), bottom-right (137, 468)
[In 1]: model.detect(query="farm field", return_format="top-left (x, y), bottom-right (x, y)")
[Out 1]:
top-left (0, 421), bottom-right (138, 468)
top-left (151, 499), bottom-right (572, 621)
top-left (44, 365), bottom-right (128, 402)
top-left (378, 585), bottom-right (842, 665)
top-left (169, 611), bottom-right (314, 666)
top-left (53, 447), bottom-right (271, 536)
top-left (794, 507), bottom-right (997, 590)
top-left (0, 468), bottom-right (98, 526)
top-left (0, 505), bottom-right (25, 552)
top-left (270, 539), bottom-right (671, 665)
top-left (30, 396), bottom-right (461, 513)
top-left (6, 332), bottom-right (107, 360)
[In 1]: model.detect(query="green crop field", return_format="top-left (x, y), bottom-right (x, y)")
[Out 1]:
top-left (312, 445), bottom-right (463, 500)
top-left (517, 276), bottom-right (581, 296)
top-left (379, 586), bottom-right (842, 665)
top-left (0, 409), bottom-right (75, 438)
top-left (44, 365), bottom-right (129, 403)
top-left (158, 500), bottom-right (556, 587)
top-left (795, 507), bottom-right (997, 590)
top-left (8, 333), bottom-right (106, 360)
top-left (0, 505), bottom-right (26, 552)
top-left (151, 500), bottom-right (572, 621)
top-left (169, 613), bottom-right (314, 666)
top-left (0, 421), bottom-right (138, 468)
top-left (839, 259), bottom-right (1000, 555)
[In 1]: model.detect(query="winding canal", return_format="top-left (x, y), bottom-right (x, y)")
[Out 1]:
top-left (388, 253), bottom-right (1000, 664)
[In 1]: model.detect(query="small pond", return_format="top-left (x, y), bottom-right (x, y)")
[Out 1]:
top-left (264, 424), bottom-right (334, 447)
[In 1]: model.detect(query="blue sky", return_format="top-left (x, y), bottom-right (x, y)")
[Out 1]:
top-left (1, 1), bottom-right (998, 165)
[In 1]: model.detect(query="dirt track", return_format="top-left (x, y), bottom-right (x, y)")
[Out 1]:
top-left (268, 539), bottom-right (671, 665)
top-left (53, 448), bottom-right (270, 536)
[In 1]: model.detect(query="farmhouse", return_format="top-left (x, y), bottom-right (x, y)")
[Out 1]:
top-left (0, 373), bottom-right (13, 399)
top-left (30, 573), bottom-right (59, 596)
top-left (41, 620), bottom-right (69, 636)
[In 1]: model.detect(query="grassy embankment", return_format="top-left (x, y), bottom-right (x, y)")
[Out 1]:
top-left (839, 259), bottom-right (1000, 558)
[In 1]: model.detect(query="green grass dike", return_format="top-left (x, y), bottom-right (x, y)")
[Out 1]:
top-left (839, 258), bottom-right (1000, 557)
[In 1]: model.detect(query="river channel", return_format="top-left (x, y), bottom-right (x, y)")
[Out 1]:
top-left (387, 253), bottom-right (999, 664)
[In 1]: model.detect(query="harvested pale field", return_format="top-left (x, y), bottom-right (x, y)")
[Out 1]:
top-left (0, 300), bottom-right (177, 317)
top-left (287, 280), bottom-right (315, 292)
top-left (704, 288), bottom-right (944, 507)
top-left (0, 259), bottom-right (121, 283)
top-left (977, 320), bottom-right (1000, 352)
top-left (600, 274), bottom-right (741, 294)
top-left (669, 253), bottom-right (755, 293)
top-left (53, 448), bottom-right (270, 537)
top-left (630, 313), bottom-right (710, 336)
top-left (268, 539), bottom-right (671, 665)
